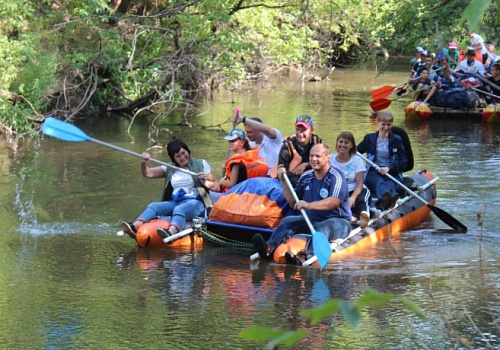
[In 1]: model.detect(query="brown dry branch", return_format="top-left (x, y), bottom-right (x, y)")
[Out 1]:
top-left (463, 307), bottom-right (494, 349)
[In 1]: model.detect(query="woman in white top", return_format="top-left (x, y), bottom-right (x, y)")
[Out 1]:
top-left (120, 139), bottom-right (219, 239)
top-left (330, 131), bottom-right (371, 227)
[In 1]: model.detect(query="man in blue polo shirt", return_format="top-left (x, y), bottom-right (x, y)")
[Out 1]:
top-left (252, 143), bottom-right (352, 264)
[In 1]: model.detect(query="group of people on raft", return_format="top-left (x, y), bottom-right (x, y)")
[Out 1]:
top-left (405, 32), bottom-right (500, 105)
top-left (120, 110), bottom-right (410, 265)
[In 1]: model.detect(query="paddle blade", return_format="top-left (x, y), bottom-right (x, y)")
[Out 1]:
top-left (369, 98), bottom-right (392, 112)
top-left (370, 85), bottom-right (395, 100)
top-left (428, 205), bottom-right (468, 233)
top-left (42, 117), bottom-right (91, 142)
top-left (312, 231), bottom-right (332, 268)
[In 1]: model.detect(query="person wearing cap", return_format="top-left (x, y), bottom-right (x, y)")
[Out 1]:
top-left (252, 143), bottom-right (352, 265)
top-left (410, 46), bottom-right (424, 71)
top-left (469, 32), bottom-right (488, 64)
top-left (453, 48), bottom-right (485, 89)
top-left (443, 42), bottom-right (460, 70)
top-left (231, 113), bottom-right (283, 174)
top-left (217, 128), bottom-right (268, 192)
top-left (271, 114), bottom-right (322, 187)
top-left (410, 49), bottom-right (428, 77)
top-left (120, 139), bottom-right (219, 239)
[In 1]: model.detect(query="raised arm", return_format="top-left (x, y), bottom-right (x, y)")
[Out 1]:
top-left (140, 152), bottom-right (166, 178)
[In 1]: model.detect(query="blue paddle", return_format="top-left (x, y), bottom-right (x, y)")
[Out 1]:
top-left (41, 116), bottom-right (197, 176)
top-left (282, 173), bottom-right (332, 268)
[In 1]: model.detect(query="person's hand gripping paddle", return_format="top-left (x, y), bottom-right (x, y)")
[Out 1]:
top-left (282, 173), bottom-right (332, 268)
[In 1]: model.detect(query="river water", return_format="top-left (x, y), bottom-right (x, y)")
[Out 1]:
top-left (1, 65), bottom-right (499, 349)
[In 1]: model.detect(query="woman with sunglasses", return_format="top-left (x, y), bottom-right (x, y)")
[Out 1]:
top-left (216, 128), bottom-right (269, 192)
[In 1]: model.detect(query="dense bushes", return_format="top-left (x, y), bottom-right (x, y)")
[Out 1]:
top-left (0, 0), bottom-right (497, 135)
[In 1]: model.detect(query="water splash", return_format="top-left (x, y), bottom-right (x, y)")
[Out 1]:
top-left (17, 222), bottom-right (111, 237)
top-left (12, 138), bottom-right (40, 227)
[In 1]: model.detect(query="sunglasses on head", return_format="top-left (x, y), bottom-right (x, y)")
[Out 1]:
top-left (297, 115), bottom-right (312, 123)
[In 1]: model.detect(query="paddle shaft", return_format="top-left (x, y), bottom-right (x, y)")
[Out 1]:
top-left (282, 173), bottom-right (315, 233)
top-left (356, 152), bottom-right (430, 204)
top-left (222, 108), bottom-right (241, 176)
top-left (164, 228), bottom-right (193, 243)
top-left (372, 67), bottom-right (445, 98)
top-left (472, 73), bottom-right (500, 93)
top-left (90, 138), bottom-right (198, 176)
top-left (357, 152), bottom-right (467, 232)
top-left (471, 87), bottom-right (500, 99)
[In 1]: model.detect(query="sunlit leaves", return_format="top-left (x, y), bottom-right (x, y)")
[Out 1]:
top-left (462, 0), bottom-right (492, 32)
top-left (239, 326), bottom-right (308, 349)
top-left (301, 299), bottom-right (340, 325)
top-left (398, 296), bottom-right (428, 320)
top-left (242, 289), bottom-right (429, 347)
top-left (357, 288), bottom-right (394, 308)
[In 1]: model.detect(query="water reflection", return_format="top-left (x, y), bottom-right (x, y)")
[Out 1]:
top-left (1, 66), bottom-right (500, 349)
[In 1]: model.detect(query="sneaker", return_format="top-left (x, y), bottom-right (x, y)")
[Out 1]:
top-left (376, 192), bottom-right (391, 210)
top-left (360, 211), bottom-right (370, 228)
top-left (252, 233), bottom-right (270, 260)
top-left (156, 228), bottom-right (172, 239)
top-left (284, 251), bottom-right (303, 266)
top-left (120, 221), bottom-right (136, 240)
top-left (390, 193), bottom-right (400, 208)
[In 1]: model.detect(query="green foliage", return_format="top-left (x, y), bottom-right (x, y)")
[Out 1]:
top-left (463, 0), bottom-right (492, 32)
top-left (239, 327), bottom-right (308, 349)
top-left (240, 288), bottom-right (427, 348)
top-left (2, 0), bottom-right (500, 135)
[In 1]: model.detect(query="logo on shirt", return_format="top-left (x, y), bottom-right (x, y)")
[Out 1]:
top-left (319, 188), bottom-right (329, 199)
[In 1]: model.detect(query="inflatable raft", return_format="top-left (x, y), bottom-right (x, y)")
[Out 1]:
top-left (201, 172), bottom-right (438, 266)
top-left (118, 171), bottom-right (439, 268)
top-left (404, 101), bottom-right (483, 121)
top-left (118, 218), bottom-right (204, 248)
top-left (271, 171), bottom-right (437, 266)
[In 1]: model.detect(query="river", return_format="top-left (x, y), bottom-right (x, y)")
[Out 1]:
top-left (0, 64), bottom-right (499, 349)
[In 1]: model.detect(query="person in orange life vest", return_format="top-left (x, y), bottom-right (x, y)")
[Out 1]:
top-left (231, 113), bottom-right (283, 174)
top-left (272, 114), bottom-right (321, 187)
top-left (216, 128), bottom-right (268, 192)
top-left (469, 32), bottom-right (488, 64)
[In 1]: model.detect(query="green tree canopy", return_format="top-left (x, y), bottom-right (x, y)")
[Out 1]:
top-left (0, 0), bottom-right (498, 136)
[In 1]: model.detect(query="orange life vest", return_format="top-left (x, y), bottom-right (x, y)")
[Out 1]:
top-left (269, 135), bottom-right (321, 178)
top-left (223, 148), bottom-right (268, 192)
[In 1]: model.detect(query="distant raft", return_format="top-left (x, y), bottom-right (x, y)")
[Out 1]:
top-left (482, 103), bottom-right (500, 123)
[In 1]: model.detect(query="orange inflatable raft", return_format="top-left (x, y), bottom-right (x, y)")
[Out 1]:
top-left (482, 103), bottom-right (500, 123)
top-left (132, 218), bottom-right (203, 248)
top-left (271, 171), bottom-right (438, 266)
